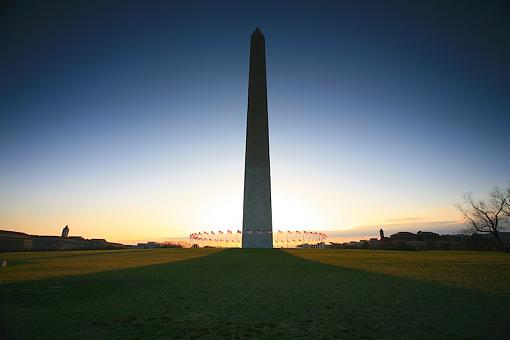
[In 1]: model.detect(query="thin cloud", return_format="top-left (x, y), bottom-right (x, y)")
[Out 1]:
top-left (385, 217), bottom-right (425, 223)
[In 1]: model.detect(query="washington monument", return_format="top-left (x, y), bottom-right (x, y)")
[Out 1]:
top-left (242, 28), bottom-right (273, 248)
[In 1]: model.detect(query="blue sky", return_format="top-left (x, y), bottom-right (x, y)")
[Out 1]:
top-left (1, 0), bottom-right (509, 243)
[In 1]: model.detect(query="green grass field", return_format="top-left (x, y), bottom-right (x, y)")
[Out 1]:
top-left (1, 249), bottom-right (509, 339)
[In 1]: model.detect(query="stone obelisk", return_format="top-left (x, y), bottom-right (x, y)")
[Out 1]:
top-left (242, 28), bottom-right (273, 248)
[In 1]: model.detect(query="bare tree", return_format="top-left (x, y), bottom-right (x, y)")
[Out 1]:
top-left (504, 187), bottom-right (510, 216)
top-left (457, 187), bottom-right (510, 249)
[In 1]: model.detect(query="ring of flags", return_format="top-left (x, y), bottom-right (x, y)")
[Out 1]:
top-left (189, 230), bottom-right (327, 248)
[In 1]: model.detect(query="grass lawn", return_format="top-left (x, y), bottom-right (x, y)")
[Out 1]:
top-left (286, 249), bottom-right (510, 292)
top-left (1, 249), bottom-right (509, 339)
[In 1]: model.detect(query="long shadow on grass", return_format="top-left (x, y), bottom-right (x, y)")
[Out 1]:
top-left (1, 249), bottom-right (509, 339)
top-left (5, 248), bottom-right (167, 262)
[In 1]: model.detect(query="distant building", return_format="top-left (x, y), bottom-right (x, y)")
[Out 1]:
top-left (478, 232), bottom-right (510, 242)
top-left (328, 228), bottom-right (509, 251)
top-left (0, 230), bottom-right (33, 252)
top-left (32, 235), bottom-right (125, 251)
top-left (61, 225), bottom-right (69, 238)
top-left (1, 228), bottom-right (126, 252)
top-left (417, 231), bottom-right (439, 241)
top-left (476, 232), bottom-right (510, 251)
top-left (297, 242), bottom-right (325, 249)
top-left (390, 232), bottom-right (417, 240)
top-left (136, 242), bottom-right (161, 249)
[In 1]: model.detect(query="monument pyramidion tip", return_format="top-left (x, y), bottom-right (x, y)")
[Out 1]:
top-left (252, 27), bottom-right (264, 38)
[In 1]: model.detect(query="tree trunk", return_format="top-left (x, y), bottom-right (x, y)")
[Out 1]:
top-left (492, 230), bottom-right (504, 251)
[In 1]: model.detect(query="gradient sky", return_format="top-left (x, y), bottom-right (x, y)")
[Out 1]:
top-left (1, 1), bottom-right (509, 243)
